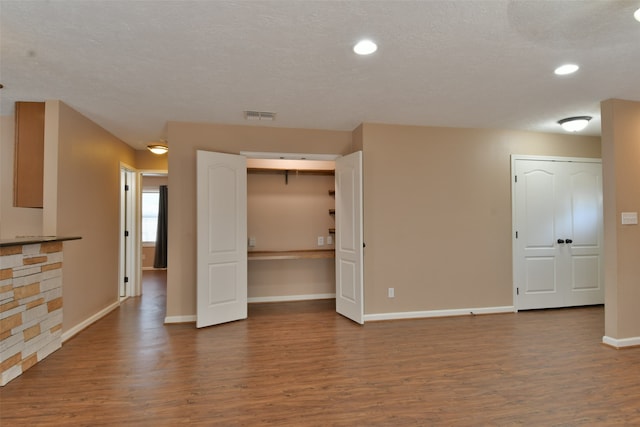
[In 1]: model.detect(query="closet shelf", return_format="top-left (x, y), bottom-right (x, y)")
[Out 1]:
top-left (248, 168), bottom-right (333, 184)
top-left (248, 168), bottom-right (334, 175)
top-left (248, 249), bottom-right (335, 261)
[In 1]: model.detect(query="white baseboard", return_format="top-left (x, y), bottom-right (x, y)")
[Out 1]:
top-left (364, 305), bottom-right (516, 322)
top-left (602, 335), bottom-right (640, 349)
top-left (164, 314), bottom-right (196, 324)
top-left (61, 301), bottom-right (120, 342)
top-left (248, 293), bottom-right (336, 303)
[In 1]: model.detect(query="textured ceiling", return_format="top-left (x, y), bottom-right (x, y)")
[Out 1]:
top-left (1, 0), bottom-right (639, 150)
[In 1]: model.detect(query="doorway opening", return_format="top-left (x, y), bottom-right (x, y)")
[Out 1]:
top-left (140, 171), bottom-right (168, 304)
top-left (141, 173), bottom-right (168, 271)
top-left (244, 154), bottom-right (338, 304)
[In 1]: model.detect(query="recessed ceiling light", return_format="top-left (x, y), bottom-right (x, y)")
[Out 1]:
top-left (554, 64), bottom-right (579, 75)
top-left (634, 7), bottom-right (640, 22)
top-left (558, 116), bottom-right (591, 132)
top-left (353, 39), bottom-right (377, 55)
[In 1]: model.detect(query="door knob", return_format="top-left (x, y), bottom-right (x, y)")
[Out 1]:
top-left (565, 239), bottom-right (573, 244)
top-left (557, 239), bottom-right (565, 244)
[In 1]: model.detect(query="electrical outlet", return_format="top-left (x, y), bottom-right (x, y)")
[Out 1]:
top-left (327, 235), bottom-right (333, 245)
top-left (317, 236), bottom-right (324, 246)
top-left (388, 287), bottom-right (395, 298)
top-left (248, 237), bottom-right (256, 247)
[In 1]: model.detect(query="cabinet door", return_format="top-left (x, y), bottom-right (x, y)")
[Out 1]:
top-left (14, 102), bottom-right (45, 208)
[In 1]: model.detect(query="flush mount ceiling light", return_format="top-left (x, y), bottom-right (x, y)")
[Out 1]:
top-left (635, 7), bottom-right (640, 22)
top-left (554, 64), bottom-right (579, 75)
top-left (147, 143), bottom-right (168, 155)
top-left (353, 39), bottom-right (377, 55)
top-left (558, 116), bottom-right (592, 132)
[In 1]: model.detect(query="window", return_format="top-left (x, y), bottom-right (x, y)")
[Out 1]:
top-left (142, 191), bottom-right (159, 243)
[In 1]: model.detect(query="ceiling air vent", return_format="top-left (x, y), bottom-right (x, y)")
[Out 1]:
top-left (244, 110), bottom-right (276, 121)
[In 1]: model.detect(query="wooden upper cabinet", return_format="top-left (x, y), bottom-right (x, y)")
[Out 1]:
top-left (14, 101), bottom-right (45, 208)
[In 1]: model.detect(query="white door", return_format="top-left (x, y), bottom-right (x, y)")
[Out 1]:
top-left (562, 161), bottom-right (604, 307)
top-left (119, 166), bottom-right (137, 298)
top-left (335, 151), bottom-right (364, 324)
top-left (513, 157), bottom-right (603, 310)
top-left (196, 151), bottom-right (247, 328)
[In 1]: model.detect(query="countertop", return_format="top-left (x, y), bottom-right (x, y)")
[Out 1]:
top-left (0, 236), bottom-right (82, 248)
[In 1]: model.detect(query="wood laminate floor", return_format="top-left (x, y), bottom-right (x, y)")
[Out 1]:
top-left (1, 270), bottom-right (639, 426)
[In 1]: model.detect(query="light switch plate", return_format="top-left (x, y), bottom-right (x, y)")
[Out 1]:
top-left (621, 212), bottom-right (638, 225)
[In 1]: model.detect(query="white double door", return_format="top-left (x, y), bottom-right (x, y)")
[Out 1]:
top-left (513, 156), bottom-right (603, 310)
top-left (196, 150), bottom-right (363, 328)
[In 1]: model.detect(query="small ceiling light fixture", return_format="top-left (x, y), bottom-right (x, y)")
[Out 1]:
top-left (634, 7), bottom-right (640, 22)
top-left (554, 64), bottom-right (579, 75)
top-left (353, 39), bottom-right (377, 55)
top-left (558, 116), bottom-right (592, 132)
top-left (147, 143), bottom-right (168, 155)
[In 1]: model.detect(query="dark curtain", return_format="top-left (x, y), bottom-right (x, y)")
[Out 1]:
top-left (153, 185), bottom-right (168, 268)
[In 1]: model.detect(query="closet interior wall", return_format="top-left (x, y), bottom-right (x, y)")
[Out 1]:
top-left (247, 170), bottom-right (336, 301)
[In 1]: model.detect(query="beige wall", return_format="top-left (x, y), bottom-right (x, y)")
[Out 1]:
top-left (166, 122), bottom-right (354, 318)
top-left (0, 115), bottom-right (43, 238)
top-left (601, 99), bottom-right (640, 341)
top-left (166, 120), bottom-right (601, 319)
top-left (136, 149), bottom-right (168, 171)
top-left (249, 258), bottom-right (335, 299)
top-left (142, 175), bottom-right (168, 191)
top-left (142, 246), bottom-right (156, 269)
top-left (360, 123), bottom-right (601, 314)
top-left (46, 101), bottom-right (136, 333)
top-left (247, 172), bottom-right (335, 252)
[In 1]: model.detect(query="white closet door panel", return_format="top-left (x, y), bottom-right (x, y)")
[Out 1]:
top-left (335, 151), bottom-right (364, 324)
top-left (196, 150), bottom-right (247, 328)
top-left (565, 162), bottom-right (603, 306)
top-left (514, 157), bottom-right (603, 310)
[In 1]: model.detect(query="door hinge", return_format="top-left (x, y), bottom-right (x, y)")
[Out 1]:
top-left (124, 230), bottom-right (129, 237)
top-left (517, 287), bottom-right (519, 295)
top-left (124, 276), bottom-right (129, 283)
top-left (514, 175), bottom-right (517, 183)
top-left (125, 184), bottom-right (130, 191)
top-left (515, 231), bottom-right (518, 239)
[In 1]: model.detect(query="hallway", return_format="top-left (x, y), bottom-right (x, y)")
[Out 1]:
top-left (1, 271), bottom-right (639, 425)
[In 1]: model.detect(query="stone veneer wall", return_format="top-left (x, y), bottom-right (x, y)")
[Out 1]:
top-left (0, 242), bottom-right (63, 386)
